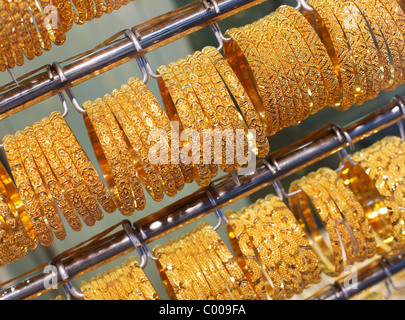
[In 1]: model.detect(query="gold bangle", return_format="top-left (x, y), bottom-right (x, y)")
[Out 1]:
top-left (188, 51), bottom-right (235, 173)
top-left (71, 0), bottom-right (87, 24)
top-left (108, 86), bottom-right (164, 202)
top-left (38, 118), bottom-right (88, 230)
top-left (224, 27), bottom-right (280, 136)
top-left (307, 0), bottom-right (357, 110)
top-left (0, 19), bottom-right (13, 70)
top-left (3, 134), bottom-right (54, 247)
top-left (83, 0), bottom-right (95, 21)
top-left (319, 167), bottom-right (377, 258)
top-left (193, 50), bottom-right (249, 172)
top-left (126, 256), bottom-right (159, 300)
top-left (225, 210), bottom-right (268, 300)
top-left (80, 280), bottom-right (99, 300)
top-left (38, 0), bottom-right (66, 45)
top-left (277, 5), bottom-right (341, 108)
top-left (352, 150), bottom-right (404, 251)
top-left (202, 46), bottom-right (270, 158)
top-left (43, 117), bottom-right (97, 227)
top-left (93, 0), bottom-right (106, 18)
top-left (50, 111), bottom-right (112, 218)
top-left (101, 94), bottom-right (146, 212)
top-left (0, 161), bottom-right (37, 250)
top-left (289, 176), bottom-right (344, 277)
top-left (111, 87), bottom-right (177, 198)
top-left (113, 86), bottom-right (179, 197)
top-left (239, 207), bottom-right (287, 299)
top-left (94, 274), bottom-right (113, 300)
top-left (114, 0), bottom-right (122, 10)
top-left (57, 0), bottom-right (74, 32)
top-left (126, 78), bottom-right (190, 186)
top-left (0, 0), bottom-right (24, 66)
top-left (7, 0), bottom-right (35, 61)
top-left (116, 263), bottom-right (145, 300)
top-left (23, 126), bottom-right (67, 241)
top-left (26, 0), bottom-right (52, 51)
top-left (200, 223), bottom-right (257, 300)
top-left (83, 99), bottom-right (137, 216)
top-left (103, 0), bottom-right (114, 14)
top-left (258, 195), bottom-right (322, 286)
top-left (18, 0), bottom-right (43, 57)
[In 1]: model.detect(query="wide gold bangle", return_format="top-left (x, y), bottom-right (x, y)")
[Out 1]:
top-left (127, 78), bottom-right (188, 188)
top-left (83, 99), bottom-right (136, 216)
top-left (202, 46), bottom-right (270, 158)
top-left (26, 0), bottom-right (52, 51)
top-left (112, 86), bottom-right (178, 198)
top-left (108, 86), bottom-right (164, 202)
top-left (225, 210), bottom-right (268, 300)
top-left (125, 256), bottom-right (159, 300)
top-left (23, 126), bottom-right (67, 241)
top-left (101, 94), bottom-right (146, 212)
top-left (3, 134), bottom-right (54, 246)
top-left (289, 176), bottom-right (344, 277)
top-left (259, 195), bottom-right (322, 286)
top-left (38, 0), bottom-right (66, 45)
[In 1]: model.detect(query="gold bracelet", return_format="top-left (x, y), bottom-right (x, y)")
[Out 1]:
top-left (224, 27), bottom-right (280, 136)
top-left (0, 160), bottom-right (37, 251)
top-left (352, 150), bottom-right (404, 251)
top-left (50, 111), bottom-right (111, 219)
top-left (0, 16), bottom-right (13, 70)
top-left (3, 134), bottom-right (54, 246)
top-left (8, 0), bottom-right (35, 61)
top-left (0, 0), bottom-right (24, 66)
top-left (116, 263), bottom-right (145, 300)
top-left (71, 0), bottom-right (87, 24)
top-left (257, 195), bottom-right (322, 286)
top-left (126, 256), bottom-right (160, 300)
top-left (23, 126), bottom-right (67, 241)
top-left (260, 14), bottom-right (312, 121)
top-left (38, 0), bottom-right (66, 45)
top-left (113, 86), bottom-right (179, 197)
top-left (225, 210), bottom-right (268, 300)
top-left (81, 280), bottom-right (99, 300)
top-left (289, 176), bottom-right (345, 277)
top-left (83, 0), bottom-right (95, 21)
top-left (202, 46), bottom-right (270, 158)
top-left (101, 94), bottom-right (146, 212)
top-left (109, 86), bottom-right (164, 202)
top-left (277, 5), bottom-right (340, 108)
top-left (83, 99), bottom-right (136, 216)
top-left (18, 0), bottom-right (43, 57)
top-left (27, 0), bottom-right (52, 51)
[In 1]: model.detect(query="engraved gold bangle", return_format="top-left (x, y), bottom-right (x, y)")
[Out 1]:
top-left (127, 78), bottom-right (190, 186)
top-left (23, 126), bottom-right (67, 241)
top-left (126, 256), bottom-right (159, 300)
top-left (0, 161), bottom-right (37, 251)
top-left (239, 207), bottom-right (286, 299)
top-left (112, 87), bottom-right (177, 198)
top-left (19, 0), bottom-right (43, 57)
top-left (3, 134), bottom-right (54, 247)
top-left (38, 0), bottom-right (66, 45)
top-left (289, 176), bottom-right (344, 277)
top-left (32, 121), bottom-right (82, 231)
top-left (101, 94), bottom-right (146, 212)
top-left (202, 46), bottom-right (270, 158)
top-left (50, 111), bottom-right (112, 218)
top-left (0, 19), bottom-right (13, 70)
top-left (225, 210), bottom-right (268, 300)
top-left (72, 0), bottom-right (87, 24)
top-left (83, 99), bottom-right (136, 216)
top-left (27, 0), bottom-right (52, 51)
top-left (108, 86), bottom-right (164, 202)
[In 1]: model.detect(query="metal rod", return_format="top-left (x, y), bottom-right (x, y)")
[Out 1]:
top-left (0, 98), bottom-right (403, 300)
top-left (308, 252), bottom-right (405, 300)
top-left (0, 0), bottom-right (266, 121)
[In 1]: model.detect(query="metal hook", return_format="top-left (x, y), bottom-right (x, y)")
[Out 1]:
top-left (381, 257), bottom-right (405, 292)
top-left (46, 66), bottom-right (69, 118)
top-left (262, 157), bottom-right (301, 201)
top-left (331, 125), bottom-right (357, 171)
top-left (201, 0), bottom-right (231, 51)
top-left (125, 29), bottom-right (160, 82)
top-left (54, 260), bottom-right (84, 300)
top-left (206, 182), bottom-right (230, 231)
top-left (6, 67), bottom-right (20, 88)
top-left (51, 62), bottom-right (87, 115)
top-left (122, 220), bottom-right (148, 268)
top-left (295, 0), bottom-right (314, 12)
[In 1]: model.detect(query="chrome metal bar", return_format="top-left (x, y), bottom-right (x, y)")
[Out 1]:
top-left (0, 98), bottom-right (403, 300)
top-left (308, 252), bottom-right (405, 300)
top-left (0, 0), bottom-right (266, 120)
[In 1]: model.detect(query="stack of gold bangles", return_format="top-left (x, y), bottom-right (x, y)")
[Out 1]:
top-left (80, 256), bottom-right (160, 300)
top-left (0, 0), bottom-right (135, 70)
top-left (224, 0), bottom-right (405, 134)
top-left (1, 112), bottom-right (116, 252)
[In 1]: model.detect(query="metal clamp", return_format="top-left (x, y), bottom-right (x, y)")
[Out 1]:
top-left (122, 220), bottom-right (149, 268)
top-left (331, 125), bottom-right (358, 172)
top-left (380, 257), bottom-right (405, 299)
top-left (201, 0), bottom-right (231, 51)
top-left (51, 62), bottom-right (87, 115)
top-left (206, 182), bottom-right (230, 231)
top-left (54, 260), bottom-right (84, 300)
top-left (125, 29), bottom-right (160, 84)
top-left (395, 96), bottom-right (405, 141)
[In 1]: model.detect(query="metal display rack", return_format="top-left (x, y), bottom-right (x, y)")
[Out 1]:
top-left (0, 0), bottom-right (405, 301)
